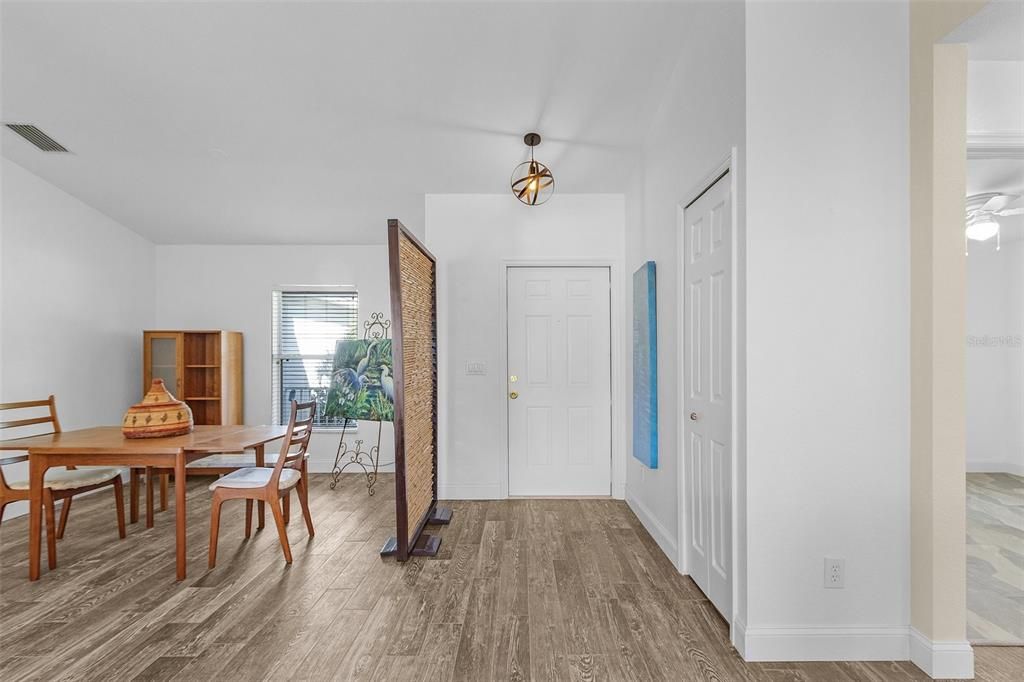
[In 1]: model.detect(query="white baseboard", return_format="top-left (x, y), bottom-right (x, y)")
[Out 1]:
top-left (966, 460), bottom-right (1024, 476)
top-left (732, 617), bottom-right (748, 658)
top-left (624, 487), bottom-right (678, 568)
top-left (741, 625), bottom-right (910, 662)
top-left (438, 483), bottom-right (502, 500)
top-left (909, 627), bottom-right (974, 679)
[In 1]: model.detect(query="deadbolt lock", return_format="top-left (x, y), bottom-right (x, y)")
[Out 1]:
top-left (509, 375), bottom-right (518, 383)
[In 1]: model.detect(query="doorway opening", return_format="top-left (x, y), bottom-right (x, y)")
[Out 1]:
top-left (962, 54), bottom-right (1023, 648)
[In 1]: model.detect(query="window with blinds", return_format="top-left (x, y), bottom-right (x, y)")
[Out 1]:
top-left (271, 289), bottom-right (359, 428)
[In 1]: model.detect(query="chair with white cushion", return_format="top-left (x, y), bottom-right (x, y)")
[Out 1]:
top-left (0, 396), bottom-right (125, 571)
top-left (207, 400), bottom-right (315, 568)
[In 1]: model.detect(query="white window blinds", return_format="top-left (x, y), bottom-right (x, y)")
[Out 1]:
top-left (271, 289), bottom-right (358, 427)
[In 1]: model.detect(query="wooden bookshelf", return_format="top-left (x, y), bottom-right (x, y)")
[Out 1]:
top-left (143, 330), bottom-right (243, 425)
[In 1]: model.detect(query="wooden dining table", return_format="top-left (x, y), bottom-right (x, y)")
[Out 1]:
top-left (0, 425), bottom-right (286, 581)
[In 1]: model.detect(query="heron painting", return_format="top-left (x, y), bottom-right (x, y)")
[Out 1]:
top-left (633, 261), bottom-right (658, 468)
top-left (324, 338), bottom-right (394, 422)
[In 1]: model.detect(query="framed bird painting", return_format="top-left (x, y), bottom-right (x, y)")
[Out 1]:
top-left (324, 338), bottom-right (395, 422)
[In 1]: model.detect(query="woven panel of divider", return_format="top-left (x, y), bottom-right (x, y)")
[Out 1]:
top-left (386, 219), bottom-right (439, 561)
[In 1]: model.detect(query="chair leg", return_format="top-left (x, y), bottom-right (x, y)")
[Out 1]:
top-left (57, 497), bottom-right (72, 540)
top-left (0, 502), bottom-right (6, 524)
top-left (269, 497), bottom-right (293, 564)
top-left (208, 495), bottom-right (225, 569)
top-left (145, 467), bottom-right (155, 529)
top-left (113, 477), bottom-right (126, 539)
top-left (283, 492), bottom-right (290, 524)
top-left (43, 490), bottom-right (57, 570)
top-left (297, 478), bottom-right (315, 537)
top-left (160, 473), bottom-right (169, 512)
top-left (130, 468), bottom-right (140, 524)
top-left (244, 500), bottom-right (253, 539)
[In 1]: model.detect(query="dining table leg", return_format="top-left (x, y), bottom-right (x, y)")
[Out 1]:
top-left (175, 449), bottom-right (187, 580)
top-left (28, 453), bottom-right (48, 581)
top-left (130, 467), bottom-right (140, 524)
top-left (255, 444), bottom-right (266, 530)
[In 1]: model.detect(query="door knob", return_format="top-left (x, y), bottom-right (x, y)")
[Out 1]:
top-left (689, 412), bottom-right (699, 421)
top-left (509, 391), bottom-right (519, 400)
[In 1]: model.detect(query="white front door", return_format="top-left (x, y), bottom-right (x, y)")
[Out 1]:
top-left (507, 267), bottom-right (612, 496)
top-left (683, 173), bottom-right (733, 621)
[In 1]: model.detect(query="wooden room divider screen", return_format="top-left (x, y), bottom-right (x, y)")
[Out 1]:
top-left (380, 219), bottom-right (452, 561)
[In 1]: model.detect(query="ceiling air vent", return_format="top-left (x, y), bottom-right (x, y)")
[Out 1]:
top-left (4, 124), bottom-right (69, 152)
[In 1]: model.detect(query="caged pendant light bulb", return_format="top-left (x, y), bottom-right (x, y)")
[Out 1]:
top-left (511, 133), bottom-right (554, 206)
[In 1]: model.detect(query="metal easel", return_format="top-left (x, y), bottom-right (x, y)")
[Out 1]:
top-left (329, 312), bottom-right (391, 495)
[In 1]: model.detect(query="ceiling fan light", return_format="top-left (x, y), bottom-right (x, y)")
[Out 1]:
top-left (966, 218), bottom-right (999, 242)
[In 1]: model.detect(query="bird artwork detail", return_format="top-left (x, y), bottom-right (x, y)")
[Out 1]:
top-left (380, 365), bottom-right (394, 404)
top-left (324, 338), bottom-right (394, 422)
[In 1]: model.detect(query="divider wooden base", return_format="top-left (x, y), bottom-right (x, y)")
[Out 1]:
top-left (380, 533), bottom-right (441, 557)
top-left (428, 506), bottom-right (453, 524)
top-left (380, 505), bottom-right (453, 558)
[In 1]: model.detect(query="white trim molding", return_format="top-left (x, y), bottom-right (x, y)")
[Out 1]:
top-left (966, 131), bottom-right (1024, 159)
top-left (741, 625), bottom-right (910, 662)
top-left (625, 487), bottom-right (678, 567)
top-left (731, 617), bottom-right (748, 658)
top-left (909, 627), bottom-right (974, 679)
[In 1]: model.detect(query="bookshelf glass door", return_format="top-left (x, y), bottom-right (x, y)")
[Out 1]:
top-left (147, 334), bottom-right (183, 398)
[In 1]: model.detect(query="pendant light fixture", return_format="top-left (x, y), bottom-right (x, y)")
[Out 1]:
top-left (511, 132), bottom-right (554, 205)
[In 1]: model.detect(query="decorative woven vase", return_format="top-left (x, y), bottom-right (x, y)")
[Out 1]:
top-left (122, 379), bottom-right (194, 439)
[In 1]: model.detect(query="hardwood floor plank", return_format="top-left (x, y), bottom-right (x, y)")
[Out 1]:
top-left (0, 473), bottom-right (1017, 682)
top-left (451, 577), bottom-right (498, 680)
top-left (419, 622), bottom-right (463, 680)
top-left (290, 608), bottom-right (372, 680)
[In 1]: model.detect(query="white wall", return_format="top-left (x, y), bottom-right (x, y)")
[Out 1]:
top-left (1, 158), bottom-right (154, 518)
top-left (967, 240), bottom-right (1024, 474)
top-left (622, 0), bottom-right (747, 626)
top-left (152, 245), bottom-right (394, 472)
top-left (967, 60), bottom-right (1024, 133)
top-left (743, 0), bottom-right (910, 660)
top-left (425, 194), bottom-right (626, 500)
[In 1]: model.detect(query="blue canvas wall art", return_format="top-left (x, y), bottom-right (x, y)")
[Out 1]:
top-left (632, 261), bottom-right (658, 468)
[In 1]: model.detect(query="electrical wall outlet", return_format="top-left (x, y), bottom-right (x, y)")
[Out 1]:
top-left (824, 557), bottom-right (845, 588)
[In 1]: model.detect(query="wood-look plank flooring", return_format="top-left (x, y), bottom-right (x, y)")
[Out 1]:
top-left (967, 472), bottom-right (1024, 644)
top-left (0, 473), bottom-right (1020, 681)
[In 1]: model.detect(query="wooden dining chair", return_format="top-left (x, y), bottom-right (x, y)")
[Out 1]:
top-left (137, 389), bottom-right (308, 526)
top-left (207, 400), bottom-right (315, 568)
top-left (0, 396), bottom-right (126, 570)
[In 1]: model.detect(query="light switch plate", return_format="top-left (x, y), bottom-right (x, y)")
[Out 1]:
top-left (466, 361), bottom-right (487, 376)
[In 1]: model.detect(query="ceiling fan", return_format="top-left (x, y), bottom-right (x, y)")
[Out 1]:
top-left (965, 192), bottom-right (1024, 252)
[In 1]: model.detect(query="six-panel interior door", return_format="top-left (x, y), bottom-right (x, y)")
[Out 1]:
top-left (507, 267), bottom-right (612, 496)
top-left (683, 173), bottom-right (733, 621)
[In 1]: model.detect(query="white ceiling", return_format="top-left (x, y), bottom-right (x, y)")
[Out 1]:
top-left (944, 0), bottom-right (1024, 60)
top-left (942, 0), bottom-right (1024, 59)
top-left (1, 2), bottom-right (688, 244)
